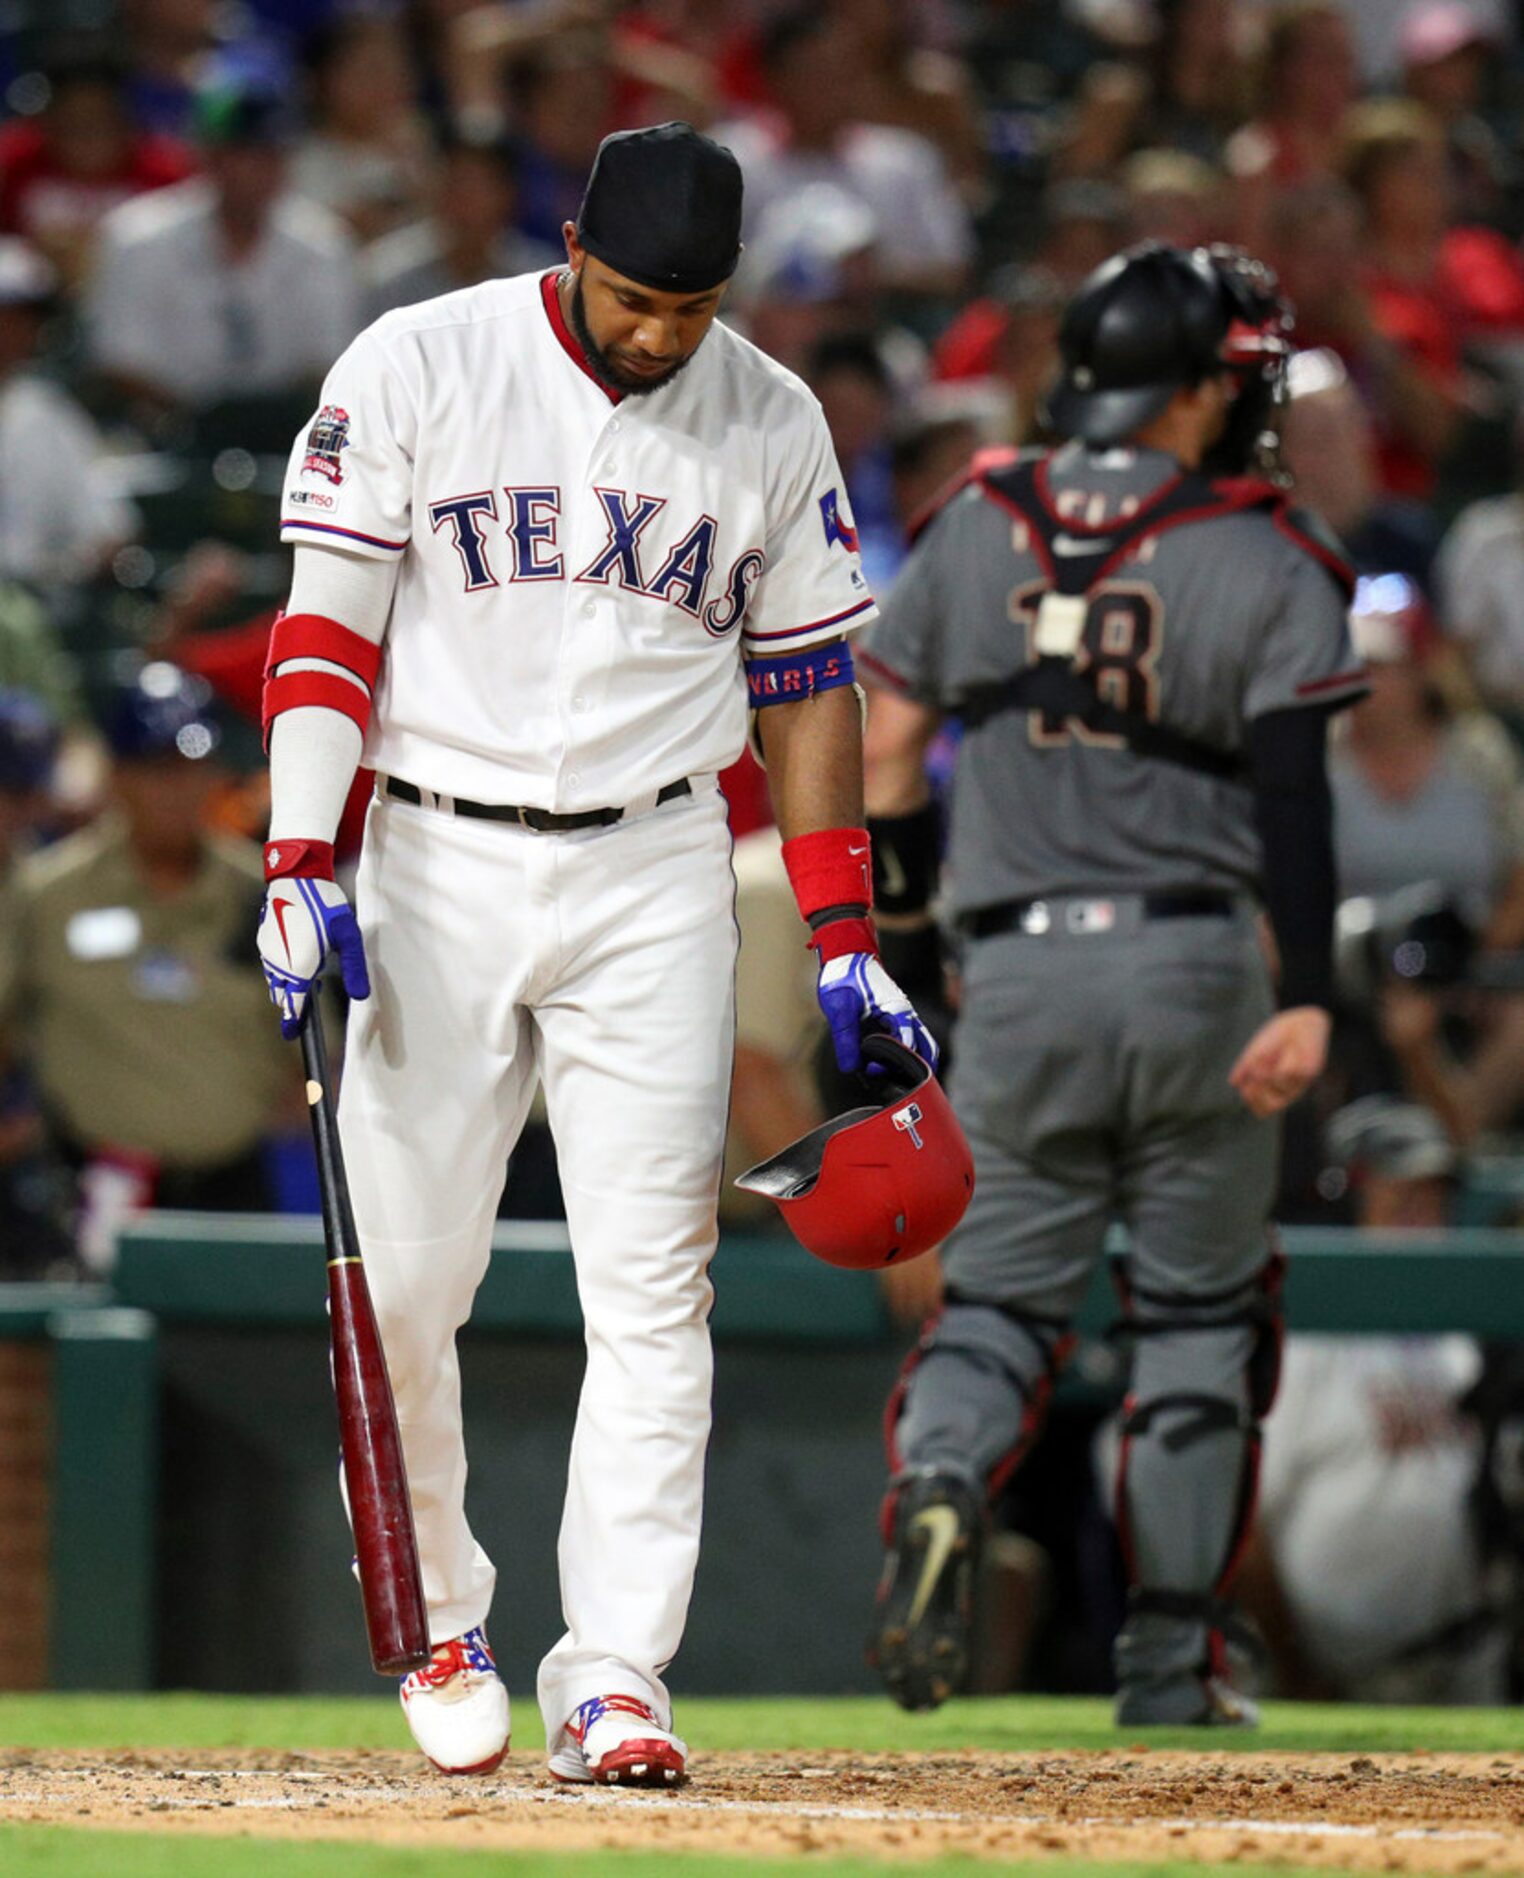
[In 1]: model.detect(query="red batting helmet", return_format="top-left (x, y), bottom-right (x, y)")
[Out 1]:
top-left (734, 1037), bottom-right (975, 1270)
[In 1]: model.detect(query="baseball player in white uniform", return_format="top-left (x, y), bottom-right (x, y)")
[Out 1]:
top-left (254, 124), bottom-right (934, 1787)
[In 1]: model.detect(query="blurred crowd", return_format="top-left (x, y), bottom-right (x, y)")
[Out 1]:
top-left (3, 0), bottom-right (1524, 1700)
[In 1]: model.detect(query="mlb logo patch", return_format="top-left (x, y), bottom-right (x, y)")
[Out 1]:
top-left (302, 405), bottom-right (351, 485)
top-left (892, 1103), bottom-right (925, 1150)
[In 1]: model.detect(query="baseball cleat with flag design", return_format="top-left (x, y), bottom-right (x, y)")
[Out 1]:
top-left (400, 1628), bottom-right (509, 1774)
top-left (871, 1469), bottom-right (984, 1712)
top-left (548, 1693), bottom-right (687, 1786)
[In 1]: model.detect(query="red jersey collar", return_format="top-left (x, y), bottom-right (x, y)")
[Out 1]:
top-left (540, 270), bottom-right (622, 406)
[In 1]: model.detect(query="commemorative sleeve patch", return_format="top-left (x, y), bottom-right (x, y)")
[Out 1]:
top-left (819, 487), bottom-right (860, 554)
top-left (301, 405), bottom-right (351, 485)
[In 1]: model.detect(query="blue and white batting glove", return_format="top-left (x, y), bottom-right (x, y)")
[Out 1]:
top-left (814, 942), bottom-right (940, 1077)
top-left (256, 839), bottom-right (370, 1040)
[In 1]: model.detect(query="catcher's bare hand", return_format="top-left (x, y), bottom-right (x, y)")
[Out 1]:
top-left (1228, 1006), bottom-right (1330, 1118)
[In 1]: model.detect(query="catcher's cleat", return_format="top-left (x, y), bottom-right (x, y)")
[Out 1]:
top-left (400, 1627), bottom-right (510, 1774)
top-left (871, 1469), bottom-right (984, 1712)
top-left (548, 1693), bottom-right (687, 1787)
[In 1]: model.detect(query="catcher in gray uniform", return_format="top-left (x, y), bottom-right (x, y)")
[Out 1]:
top-left (860, 244), bottom-right (1368, 1726)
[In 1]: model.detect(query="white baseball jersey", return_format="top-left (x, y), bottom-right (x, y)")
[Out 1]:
top-left (90, 180), bottom-right (360, 405)
top-left (0, 374), bottom-right (136, 588)
top-left (279, 268), bottom-right (874, 811)
top-left (1259, 1335), bottom-right (1489, 1689)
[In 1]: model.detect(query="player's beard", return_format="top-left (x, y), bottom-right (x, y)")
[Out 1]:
top-left (570, 275), bottom-right (697, 397)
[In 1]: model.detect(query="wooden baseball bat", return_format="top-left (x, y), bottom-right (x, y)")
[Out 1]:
top-left (300, 995), bottom-right (431, 1676)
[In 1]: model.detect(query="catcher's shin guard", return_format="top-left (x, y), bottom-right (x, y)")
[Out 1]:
top-left (884, 1295), bottom-right (1075, 1528)
top-left (873, 1297), bottom-right (1074, 1708)
top-left (1111, 1254), bottom-right (1284, 1723)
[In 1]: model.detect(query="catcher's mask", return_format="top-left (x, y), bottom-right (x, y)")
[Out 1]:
top-left (1200, 242), bottom-right (1295, 478)
top-left (734, 1035), bottom-right (974, 1270)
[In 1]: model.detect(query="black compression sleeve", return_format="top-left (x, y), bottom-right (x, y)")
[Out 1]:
top-left (1245, 706), bottom-right (1337, 1011)
top-left (867, 801), bottom-right (940, 916)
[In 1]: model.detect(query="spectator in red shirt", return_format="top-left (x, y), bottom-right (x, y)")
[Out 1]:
top-left (1265, 175), bottom-right (1455, 505)
top-left (608, 1), bottom-right (736, 126)
top-left (0, 47), bottom-right (194, 292)
top-left (1346, 98), bottom-right (1524, 341)
top-left (929, 263), bottom-right (1065, 443)
top-left (1340, 98), bottom-right (1522, 499)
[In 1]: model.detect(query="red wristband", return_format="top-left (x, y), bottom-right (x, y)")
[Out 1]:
top-left (808, 914), bottom-right (878, 962)
top-left (781, 826), bottom-right (873, 921)
top-left (264, 839), bottom-right (335, 881)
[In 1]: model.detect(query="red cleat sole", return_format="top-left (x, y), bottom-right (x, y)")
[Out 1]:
top-left (590, 1737), bottom-right (686, 1787)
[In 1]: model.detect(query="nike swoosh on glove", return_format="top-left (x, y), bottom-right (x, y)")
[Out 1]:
top-left (257, 875), bottom-right (370, 1040)
top-left (817, 951), bottom-right (940, 1076)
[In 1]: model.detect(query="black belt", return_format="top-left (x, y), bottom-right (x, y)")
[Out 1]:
top-left (382, 775), bottom-right (691, 832)
top-left (962, 890), bottom-right (1236, 940)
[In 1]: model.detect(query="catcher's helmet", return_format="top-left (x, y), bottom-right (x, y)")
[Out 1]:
top-left (734, 1036), bottom-right (974, 1270)
top-left (1045, 242), bottom-right (1292, 466)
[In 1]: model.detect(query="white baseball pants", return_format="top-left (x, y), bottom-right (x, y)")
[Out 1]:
top-left (337, 778), bottom-right (736, 1749)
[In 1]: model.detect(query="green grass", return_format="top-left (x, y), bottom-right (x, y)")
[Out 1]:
top-left (0, 1830), bottom-right (1360, 1878)
top-left (0, 1690), bottom-right (1519, 1756)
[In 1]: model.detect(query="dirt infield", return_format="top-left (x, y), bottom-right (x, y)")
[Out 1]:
top-left (2, 1749), bottom-right (1523, 1869)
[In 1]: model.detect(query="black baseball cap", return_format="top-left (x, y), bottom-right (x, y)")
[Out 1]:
top-left (576, 122), bottom-right (743, 295)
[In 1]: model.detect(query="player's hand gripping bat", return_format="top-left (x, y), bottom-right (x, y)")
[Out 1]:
top-left (300, 996), bottom-right (431, 1675)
